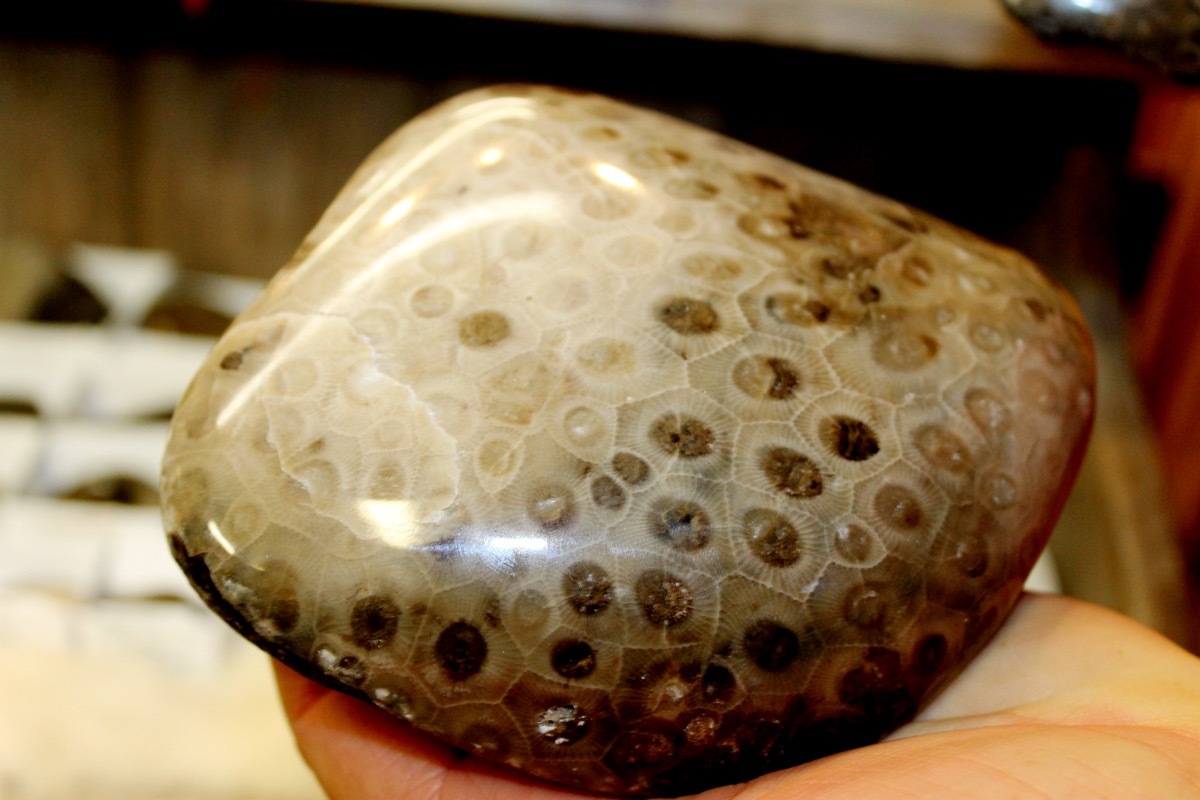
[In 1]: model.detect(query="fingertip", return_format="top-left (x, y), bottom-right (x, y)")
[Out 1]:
top-left (273, 658), bottom-right (328, 722)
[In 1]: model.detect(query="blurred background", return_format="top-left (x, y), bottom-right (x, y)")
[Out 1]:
top-left (1, 1), bottom-right (1197, 797)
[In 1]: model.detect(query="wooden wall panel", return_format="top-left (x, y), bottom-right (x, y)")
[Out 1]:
top-left (1129, 85), bottom-right (1200, 607)
top-left (130, 53), bottom-right (429, 278)
top-left (1131, 87), bottom-right (1200, 406)
top-left (0, 43), bottom-right (128, 247)
top-left (0, 40), bottom-right (432, 278)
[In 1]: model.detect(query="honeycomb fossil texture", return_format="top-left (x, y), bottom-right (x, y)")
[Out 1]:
top-left (162, 85), bottom-right (1095, 797)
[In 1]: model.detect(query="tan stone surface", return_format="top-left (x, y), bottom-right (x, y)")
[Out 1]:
top-left (163, 86), bottom-right (1095, 795)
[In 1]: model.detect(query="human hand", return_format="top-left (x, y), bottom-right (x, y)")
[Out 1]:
top-left (274, 594), bottom-right (1200, 799)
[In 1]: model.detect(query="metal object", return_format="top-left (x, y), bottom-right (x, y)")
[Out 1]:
top-left (1003, 0), bottom-right (1200, 77)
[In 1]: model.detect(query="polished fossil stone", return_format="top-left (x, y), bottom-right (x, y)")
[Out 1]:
top-left (162, 86), bottom-right (1095, 797)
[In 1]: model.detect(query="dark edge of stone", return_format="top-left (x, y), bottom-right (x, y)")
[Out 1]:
top-left (168, 532), bottom-right (373, 704)
top-left (166, 520), bottom-right (1034, 798)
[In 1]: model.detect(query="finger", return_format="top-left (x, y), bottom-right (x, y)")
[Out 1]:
top-left (274, 659), bottom-right (329, 722)
top-left (272, 661), bottom-right (604, 800)
top-left (273, 661), bottom-right (462, 799)
top-left (904, 593), bottom-right (1200, 733)
top-left (740, 722), bottom-right (1200, 800)
top-left (270, 598), bottom-right (1200, 800)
